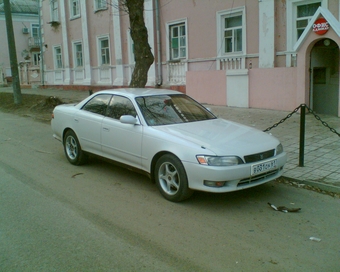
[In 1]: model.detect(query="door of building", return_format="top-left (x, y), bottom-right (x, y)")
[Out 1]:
top-left (310, 39), bottom-right (339, 116)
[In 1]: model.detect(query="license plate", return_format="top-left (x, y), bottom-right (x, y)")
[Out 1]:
top-left (251, 159), bottom-right (277, 176)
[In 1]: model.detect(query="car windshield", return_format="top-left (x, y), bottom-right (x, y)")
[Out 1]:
top-left (135, 94), bottom-right (216, 126)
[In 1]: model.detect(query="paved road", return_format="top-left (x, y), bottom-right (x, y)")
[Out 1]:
top-left (0, 111), bottom-right (339, 271)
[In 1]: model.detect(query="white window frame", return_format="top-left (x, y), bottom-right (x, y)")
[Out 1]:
top-left (53, 45), bottom-right (63, 69)
top-left (127, 29), bottom-right (135, 81)
top-left (70, 0), bottom-right (80, 19)
top-left (97, 35), bottom-right (110, 66)
top-left (166, 18), bottom-right (188, 61)
top-left (94, 0), bottom-right (107, 11)
top-left (286, 0), bottom-right (328, 51)
top-left (216, 7), bottom-right (246, 57)
top-left (50, 0), bottom-right (59, 22)
top-left (296, 2), bottom-right (322, 39)
top-left (32, 52), bottom-right (40, 66)
top-left (31, 24), bottom-right (39, 38)
top-left (170, 23), bottom-right (186, 60)
top-left (31, 24), bottom-right (40, 46)
top-left (73, 41), bottom-right (83, 68)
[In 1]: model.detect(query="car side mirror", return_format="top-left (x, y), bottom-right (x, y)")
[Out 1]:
top-left (120, 115), bottom-right (139, 125)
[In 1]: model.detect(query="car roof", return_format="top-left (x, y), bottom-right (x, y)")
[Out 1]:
top-left (93, 88), bottom-right (183, 99)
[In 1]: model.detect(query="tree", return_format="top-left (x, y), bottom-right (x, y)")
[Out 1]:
top-left (119, 0), bottom-right (154, 88)
top-left (3, 0), bottom-right (22, 104)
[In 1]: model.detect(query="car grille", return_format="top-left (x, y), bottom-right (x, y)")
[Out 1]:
top-left (244, 149), bottom-right (275, 163)
top-left (237, 169), bottom-right (280, 186)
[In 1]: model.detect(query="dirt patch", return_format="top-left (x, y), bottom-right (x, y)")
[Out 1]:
top-left (0, 93), bottom-right (65, 123)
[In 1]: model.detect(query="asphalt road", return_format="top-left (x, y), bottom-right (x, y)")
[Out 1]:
top-left (0, 111), bottom-right (339, 271)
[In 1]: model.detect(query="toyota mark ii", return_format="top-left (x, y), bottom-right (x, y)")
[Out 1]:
top-left (51, 88), bottom-right (287, 202)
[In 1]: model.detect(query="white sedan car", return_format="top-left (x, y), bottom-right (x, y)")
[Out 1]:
top-left (51, 88), bottom-right (286, 202)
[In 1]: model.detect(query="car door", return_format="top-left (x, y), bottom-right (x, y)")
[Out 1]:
top-left (101, 95), bottom-right (143, 169)
top-left (73, 94), bottom-right (111, 155)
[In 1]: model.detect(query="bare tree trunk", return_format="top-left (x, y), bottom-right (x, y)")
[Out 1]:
top-left (4, 0), bottom-right (22, 104)
top-left (124, 0), bottom-right (154, 88)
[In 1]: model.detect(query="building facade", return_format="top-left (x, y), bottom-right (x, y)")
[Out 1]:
top-left (0, 0), bottom-right (40, 86)
top-left (40, 0), bottom-right (340, 116)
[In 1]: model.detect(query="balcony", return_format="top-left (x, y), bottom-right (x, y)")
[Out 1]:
top-left (28, 37), bottom-right (40, 50)
top-left (217, 56), bottom-right (246, 70)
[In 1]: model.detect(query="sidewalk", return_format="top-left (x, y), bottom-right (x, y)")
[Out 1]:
top-left (2, 86), bottom-right (340, 193)
top-left (212, 105), bottom-right (340, 194)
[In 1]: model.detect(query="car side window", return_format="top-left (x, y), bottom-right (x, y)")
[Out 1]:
top-left (82, 94), bottom-right (112, 115)
top-left (106, 95), bottom-right (137, 120)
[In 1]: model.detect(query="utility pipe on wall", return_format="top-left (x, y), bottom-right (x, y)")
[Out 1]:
top-left (38, 0), bottom-right (44, 86)
top-left (155, 0), bottom-right (162, 86)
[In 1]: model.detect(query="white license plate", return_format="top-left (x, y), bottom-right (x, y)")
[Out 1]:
top-left (251, 159), bottom-right (277, 176)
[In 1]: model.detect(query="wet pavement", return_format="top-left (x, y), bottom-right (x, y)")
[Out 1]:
top-left (1, 86), bottom-right (339, 193)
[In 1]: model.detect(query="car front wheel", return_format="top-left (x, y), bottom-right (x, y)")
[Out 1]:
top-left (154, 154), bottom-right (193, 202)
top-left (63, 130), bottom-right (87, 165)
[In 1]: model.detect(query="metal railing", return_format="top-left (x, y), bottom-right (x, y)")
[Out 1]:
top-left (28, 37), bottom-right (40, 49)
top-left (263, 104), bottom-right (340, 167)
top-left (167, 62), bottom-right (186, 84)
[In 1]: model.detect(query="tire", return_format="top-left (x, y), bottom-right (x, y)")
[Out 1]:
top-left (63, 130), bottom-right (88, 165)
top-left (154, 154), bottom-right (193, 202)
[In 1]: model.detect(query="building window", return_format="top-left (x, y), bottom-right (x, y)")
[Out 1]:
top-left (217, 7), bottom-right (245, 57)
top-left (73, 42), bottom-right (83, 67)
top-left (31, 24), bottom-right (39, 38)
top-left (127, 29), bottom-right (135, 66)
top-left (50, 0), bottom-right (59, 22)
top-left (32, 52), bottom-right (40, 66)
top-left (94, 0), bottom-right (107, 11)
top-left (286, 0), bottom-right (326, 50)
top-left (98, 37), bottom-right (110, 65)
top-left (31, 24), bottom-right (40, 46)
top-left (54, 46), bottom-right (63, 69)
top-left (313, 67), bottom-right (326, 84)
top-left (169, 23), bottom-right (186, 60)
top-left (223, 15), bottom-right (242, 53)
top-left (296, 2), bottom-right (321, 39)
top-left (70, 0), bottom-right (80, 19)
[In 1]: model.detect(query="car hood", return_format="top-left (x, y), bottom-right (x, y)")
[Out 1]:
top-left (153, 119), bottom-right (279, 156)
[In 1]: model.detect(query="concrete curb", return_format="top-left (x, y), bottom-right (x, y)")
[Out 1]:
top-left (283, 176), bottom-right (340, 195)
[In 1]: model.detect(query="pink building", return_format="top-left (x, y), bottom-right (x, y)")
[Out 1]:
top-left (40, 0), bottom-right (340, 116)
top-left (0, 0), bottom-right (40, 86)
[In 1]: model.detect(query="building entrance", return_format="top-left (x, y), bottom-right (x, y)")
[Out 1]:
top-left (310, 39), bottom-right (339, 116)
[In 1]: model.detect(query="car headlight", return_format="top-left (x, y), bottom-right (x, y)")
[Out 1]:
top-left (196, 155), bottom-right (243, 166)
top-left (276, 144), bottom-right (283, 155)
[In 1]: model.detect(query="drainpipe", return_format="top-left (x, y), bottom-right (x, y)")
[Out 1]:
top-left (155, 0), bottom-right (162, 86)
top-left (38, 0), bottom-right (44, 86)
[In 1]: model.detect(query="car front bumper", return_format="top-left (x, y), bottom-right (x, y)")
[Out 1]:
top-left (183, 152), bottom-right (287, 193)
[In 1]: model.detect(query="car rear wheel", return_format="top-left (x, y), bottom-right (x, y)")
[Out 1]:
top-left (154, 154), bottom-right (193, 202)
top-left (63, 130), bottom-right (87, 165)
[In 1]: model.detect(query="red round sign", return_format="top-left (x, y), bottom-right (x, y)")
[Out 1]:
top-left (313, 18), bottom-right (329, 35)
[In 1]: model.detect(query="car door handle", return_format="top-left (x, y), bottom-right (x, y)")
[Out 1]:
top-left (103, 127), bottom-right (110, 132)
top-left (74, 118), bottom-right (79, 122)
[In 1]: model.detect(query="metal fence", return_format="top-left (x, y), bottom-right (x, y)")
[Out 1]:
top-left (263, 104), bottom-right (340, 167)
